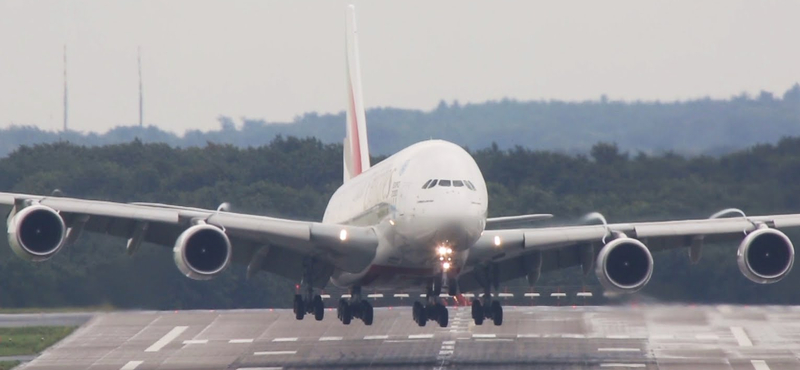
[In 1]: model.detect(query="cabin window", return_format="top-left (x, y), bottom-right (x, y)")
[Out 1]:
top-left (453, 180), bottom-right (464, 187)
top-left (422, 179), bottom-right (432, 189)
top-left (439, 180), bottom-right (452, 187)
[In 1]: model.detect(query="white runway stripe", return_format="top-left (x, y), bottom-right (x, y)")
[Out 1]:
top-left (145, 326), bottom-right (188, 352)
top-left (319, 336), bottom-right (343, 341)
top-left (272, 337), bottom-right (298, 342)
top-left (472, 334), bottom-right (496, 338)
top-left (600, 364), bottom-right (645, 368)
top-left (408, 334), bottom-right (434, 339)
top-left (731, 327), bottom-right (753, 347)
top-left (254, 351), bottom-right (297, 356)
top-left (182, 339), bottom-right (208, 344)
top-left (598, 348), bottom-right (640, 352)
top-left (120, 361), bottom-right (143, 370)
top-left (364, 335), bottom-right (388, 340)
top-left (229, 339), bottom-right (254, 343)
top-left (751, 360), bottom-right (771, 370)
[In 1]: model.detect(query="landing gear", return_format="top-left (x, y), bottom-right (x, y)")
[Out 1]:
top-left (410, 283), bottom-right (450, 327)
top-left (292, 259), bottom-right (325, 321)
top-left (470, 264), bottom-right (503, 326)
top-left (336, 286), bottom-right (373, 326)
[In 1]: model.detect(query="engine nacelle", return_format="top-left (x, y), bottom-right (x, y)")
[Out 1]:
top-left (173, 224), bottom-right (232, 280)
top-left (595, 237), bottom-right (654, 294)
top-left (737, 227), bottom-right (794, 284)
top-left (7, 205), bottom-right (66, 262)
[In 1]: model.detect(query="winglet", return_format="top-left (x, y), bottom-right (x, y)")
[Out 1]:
top-left (344, 4), bottom-right (371, 182)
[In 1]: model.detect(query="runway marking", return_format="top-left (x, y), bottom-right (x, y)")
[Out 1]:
top-left (562, 334), bottom-right (586, 339)
top-left (600, 364), bottom-right (646, 368)
top-left (408, 334), bottom-right (434, 339)
top-left (365, 335), bottom-right (389, 340)
top-left (696, 334), bottom-right (719, 340)
top-left (475, 338), bottom-right (513, 342)
top-left (751, 360), bottom-right (771, 370)
top-left (731, 326), bottom-right (753, 347)
top-left (145, 326), bottom-right (188, 352)
top-left (272, 337), bottom-right (298, 342)
top-left (598, 348), bottom-right (641, 352)
top-left (229, 339), bottom-right (254, 343)
top-left (319, 336), bottom-right (343, 341)
top-left (120, 360), bottom-right (143, 370)
top-left (472, 334), bottom-right (496, 338)
top-left (182, 339), bottom-right (208, 344)
top-left (436, 339), bottom-right (455, 368)
top-left (254, 351), bottom-right (297, 356)
top-left (517, 334), bottom-right (541, 338)
top-left (237, 368), bottom-right (283, 370)
top-left (385, 340), bottom-right (424, 343)
top-left (605, 335), bottom-right (630, 339)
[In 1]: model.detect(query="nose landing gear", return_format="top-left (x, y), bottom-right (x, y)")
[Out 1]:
top-left (411, 282), bottom-right (450, 327)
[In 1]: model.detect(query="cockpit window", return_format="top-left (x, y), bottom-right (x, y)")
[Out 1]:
top-left (428, 179), bottom-right (438, 188)
top-left (453, 180), bottom-right (464, 187)
top-left (439, 180), bottom-right (452, 187)
top-left (465, 180), bottom-right (476, 190)
top-left (422, 179), bottom-right (432, 189)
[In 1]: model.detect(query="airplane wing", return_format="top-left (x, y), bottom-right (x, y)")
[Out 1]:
top-left (0, 193), bottom-right (378, 287)
top-left (460, 213), bottom-right (800, 293)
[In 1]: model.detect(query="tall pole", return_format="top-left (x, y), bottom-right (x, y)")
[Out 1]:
top-left (138, 46), bottom-right (143, 128)
top-left (63, 44), bottom-right (68, 132)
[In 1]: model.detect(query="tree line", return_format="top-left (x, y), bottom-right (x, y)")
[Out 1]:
top-left (1, 136), bottom-right (800, 309)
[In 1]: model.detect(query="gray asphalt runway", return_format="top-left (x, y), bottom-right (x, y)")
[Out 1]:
top-left (18, 305), bottom-right (800, 369)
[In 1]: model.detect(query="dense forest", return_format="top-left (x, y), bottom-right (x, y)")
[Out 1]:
top-left (1, 84), bottom-right (798, 158)
top-left (1, 136), bottom-right (800, 309)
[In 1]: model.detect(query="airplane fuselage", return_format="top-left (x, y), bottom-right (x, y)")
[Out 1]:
top-left (323, 140), bottom-right (488, 289)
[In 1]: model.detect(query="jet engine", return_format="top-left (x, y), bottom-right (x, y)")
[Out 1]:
top-left (173, 224), bottom-right (232, 280)
top-left (7, 205), bottom-right (66, 262)
top-left (595, 237), bottom-right (653, 293)
top-left (737, 227), bottom-right (794, 284)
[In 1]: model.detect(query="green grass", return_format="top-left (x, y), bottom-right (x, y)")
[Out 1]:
top-left (0, 327), bottom-right (76, 356)
top-left (0, 361), bottom-right (20, 370)
top-left (0, 304), bottom-right (115, 314)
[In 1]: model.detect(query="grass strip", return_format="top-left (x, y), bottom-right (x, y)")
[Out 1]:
top-left (0, 326), bottom-right (76, 356)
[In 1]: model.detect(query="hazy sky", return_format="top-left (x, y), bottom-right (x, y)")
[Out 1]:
top-left (1, 1), bottom-right (798, 133)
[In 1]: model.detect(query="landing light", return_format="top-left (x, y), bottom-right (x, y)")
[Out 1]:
top-left (493, 235), bottom-right (502, 247)
top-left (437, 246), bottom-right (449, 255)
top-left (389, 219), bottom-right (395, 226)
top-left (443, 262), bottom-right (451, 270)
top-left (339, 229), bottom-right (348, 241)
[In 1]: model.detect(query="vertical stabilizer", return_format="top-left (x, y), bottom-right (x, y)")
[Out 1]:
top-left (344, 5), bottom-right (370, 182)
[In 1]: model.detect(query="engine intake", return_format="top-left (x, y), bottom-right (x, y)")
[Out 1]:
top-left (7, 205), bottom-right (66, 262)
top-left (595, 237), bottom-right (653, 293)
top-left (173, 224), bottom-right (232, 280)
top-left (737, 227), bottom-right (794, 284)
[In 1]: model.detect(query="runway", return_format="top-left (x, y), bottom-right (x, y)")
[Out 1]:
top-left (20, 304), bottom-right (800, 369)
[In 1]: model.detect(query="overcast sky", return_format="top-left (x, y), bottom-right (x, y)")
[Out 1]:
top-left (1, 1), bottom-right (798, 133)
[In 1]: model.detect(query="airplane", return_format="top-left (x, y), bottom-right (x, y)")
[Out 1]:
top-left (1, 5), bottom-right (798, 328)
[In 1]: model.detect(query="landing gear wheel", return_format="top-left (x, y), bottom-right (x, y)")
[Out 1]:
top-left (471, 299), bottom-right (484, 325)
top-left (340, 300), bottom-right (352, 325)
top-left (313, 295), bottom-right (324, 321)
top-left (414, 302), bottom-right (427, 327)
top-left (412, 301), bottom-right (423, 322)
top-left (432, 279), bottom-right (442, 297)
top-left (491, 301), bottom-right (503, 326)
top-left (436, 304), bottom-right (449, 328)
top-left (447, 282), bottom-right (458, 296)
top-left (361, 300), bottom-right (374, 326)
top-left (294, 294), bottom-right (305, 320)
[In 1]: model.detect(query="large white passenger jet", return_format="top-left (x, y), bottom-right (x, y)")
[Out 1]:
top-left (1, 6), bottom-right (799, 328)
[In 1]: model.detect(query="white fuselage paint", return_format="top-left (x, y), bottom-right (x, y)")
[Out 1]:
top-left (323, 140), bottom-right (488, 289)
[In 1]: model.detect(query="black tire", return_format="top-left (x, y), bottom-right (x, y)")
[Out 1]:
top-left (412, 301), bottom-right (423, 322)
top-left (295, 298), bottom-right (305, 321)
top-left (472, 300), bottom-right (484, 325)
top-left (491, 301), bottom-right (503, 326)
top-left (437, 304), bottom-right (449, 328)
top-left (432, 279), bottom-right (442, 297)
top-left (293, 294), bottom-right (303, 314)
top-left (341, 301), bottom-right (352, 325)
top-left (313, 295), bottom-right (324, 321)
top-left (448, 281), bottom-right (458, 296)
top-left (361, 300), bottom-right (374, 326)
top-left (417, 305), bottom-right (427, 327)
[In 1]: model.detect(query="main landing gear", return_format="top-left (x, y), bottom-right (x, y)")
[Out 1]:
top-left (411, 283), bottom-right (449, 328)
top-left (336, 286), bottom-right (373, 325)
top-left (292, 258), bottom-right (325, 321)
top-left (471, 265), bottom-right (503, 326)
